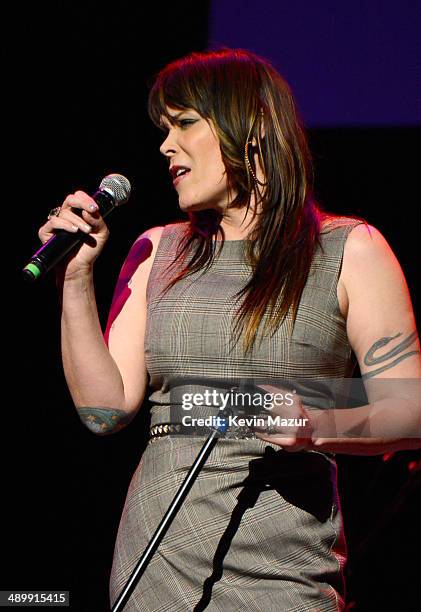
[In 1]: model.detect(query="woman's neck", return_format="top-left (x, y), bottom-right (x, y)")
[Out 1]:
top-left (217, 204), bottom-right (259, 241)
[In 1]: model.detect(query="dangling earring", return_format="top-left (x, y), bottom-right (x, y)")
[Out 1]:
top-left (244, 141), bottom-right (267, 187)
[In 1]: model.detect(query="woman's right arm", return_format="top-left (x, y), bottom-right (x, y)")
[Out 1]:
top-left (38, 189), bottom-right (164, 434)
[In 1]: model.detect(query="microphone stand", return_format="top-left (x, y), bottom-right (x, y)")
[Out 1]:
top-left (111, 410), bottom-right (231, 612)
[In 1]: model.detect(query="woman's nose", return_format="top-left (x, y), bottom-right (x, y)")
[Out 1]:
top-left (159, 130), bottom-right (177, 157)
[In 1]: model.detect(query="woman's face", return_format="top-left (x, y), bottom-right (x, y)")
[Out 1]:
top-left (159, 106), bottom-right (233, 213)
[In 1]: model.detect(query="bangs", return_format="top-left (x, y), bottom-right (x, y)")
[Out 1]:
top-left (148, 87), bottom-right (192, 130)
top-left (148, 58), bottom-right (213, 129)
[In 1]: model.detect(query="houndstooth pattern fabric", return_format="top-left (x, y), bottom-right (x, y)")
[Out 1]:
top-left (109, 216), bottom-right (364, 611)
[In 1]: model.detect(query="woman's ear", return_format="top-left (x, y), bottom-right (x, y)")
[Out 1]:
top-left (251, 109), bottom-right (266, 146)
top-left (259, 108), bottom-right (266, 139)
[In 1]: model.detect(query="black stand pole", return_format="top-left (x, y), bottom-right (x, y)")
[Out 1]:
top-left (111, 413), bottom-right (230, 612)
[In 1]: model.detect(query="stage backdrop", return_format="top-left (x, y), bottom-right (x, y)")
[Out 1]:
top-left (209, 0), bottom-right (421, 127)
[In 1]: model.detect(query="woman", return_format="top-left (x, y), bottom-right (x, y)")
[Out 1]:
top-left (39, 49), bottom-right (420, 611)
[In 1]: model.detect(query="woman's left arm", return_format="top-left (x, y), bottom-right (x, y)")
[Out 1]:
top-left (313, 223), bottom-right (421, 454)
top-left (255, 224), bottom-right (421, 454)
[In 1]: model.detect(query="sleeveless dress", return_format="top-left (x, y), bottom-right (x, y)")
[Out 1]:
top-left (109, 216), bottom-right (364, 611)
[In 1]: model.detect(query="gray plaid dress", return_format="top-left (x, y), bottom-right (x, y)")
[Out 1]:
top-left (109, 217), bottom-right (364, 611)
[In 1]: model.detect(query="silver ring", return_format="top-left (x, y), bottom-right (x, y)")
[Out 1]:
top-left (48, 206), bottom-right (61, 219)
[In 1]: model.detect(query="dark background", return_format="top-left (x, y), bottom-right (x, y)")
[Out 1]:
top-left (5, 2), bottom-right (420, 611)
top-left (209, 0), bottom-right (421, 127)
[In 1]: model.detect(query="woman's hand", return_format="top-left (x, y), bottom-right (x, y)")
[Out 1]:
top-left (38, 190), bottom-right (110, 280)
top-left (253, 384), bottom-right (315, 451)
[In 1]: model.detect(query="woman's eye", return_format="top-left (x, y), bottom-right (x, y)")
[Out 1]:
top-left (179, 119), bottom-right (196, 128)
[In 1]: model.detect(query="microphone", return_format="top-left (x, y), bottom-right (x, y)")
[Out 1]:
top-left (22, 173), bottom-right (131, 283)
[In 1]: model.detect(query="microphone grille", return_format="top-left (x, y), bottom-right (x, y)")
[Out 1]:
top-left (100, 173), bottom-right (131, 205)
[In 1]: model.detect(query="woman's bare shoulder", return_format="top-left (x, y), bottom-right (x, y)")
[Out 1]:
top-left (319, 212), bottom-right (367, 234)
top-left (134, 225), bottom-right (165, 246)
top-left (138, 221), bottom-right (190, 246)
top-left (343, 223), bottom-right (393, 261)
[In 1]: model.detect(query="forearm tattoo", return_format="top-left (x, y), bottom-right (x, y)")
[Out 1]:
top-left (362, 331), bottom-right (419, 379)
top-left (77, 407), bottom-right (132, 434)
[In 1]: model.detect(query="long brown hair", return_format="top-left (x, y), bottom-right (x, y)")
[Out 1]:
top-left (148, 48), bottom-right (323, 354)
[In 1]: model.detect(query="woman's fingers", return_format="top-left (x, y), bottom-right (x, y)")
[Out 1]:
top-left (253, 415), bottom-right (310, 440)
top-left (251, 383), bottom-right (314, 450)
top-left (56, 207), bottom-right (96, 233)
top-left (52, 211), bottom-right (91, 233)
top-left (253, 412), bottom-right (312, 450)
top-left (38, 191), bottom-right (109, 244)
top-left (38, 215), bottom-right (77, 242)
top-left (38, 211), bottom-right (93, 243)
top-left (255, 430), bottom-right (310, 452)
top-left (61, 191), bottom-right (106, 230)
top-left (61, 190), bottom-right (99, 215)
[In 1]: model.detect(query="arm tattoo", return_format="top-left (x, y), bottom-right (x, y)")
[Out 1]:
top-left (77, 407), bottom-right (132, 435)
top-left (362, 331), bottom-right (420, 379)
